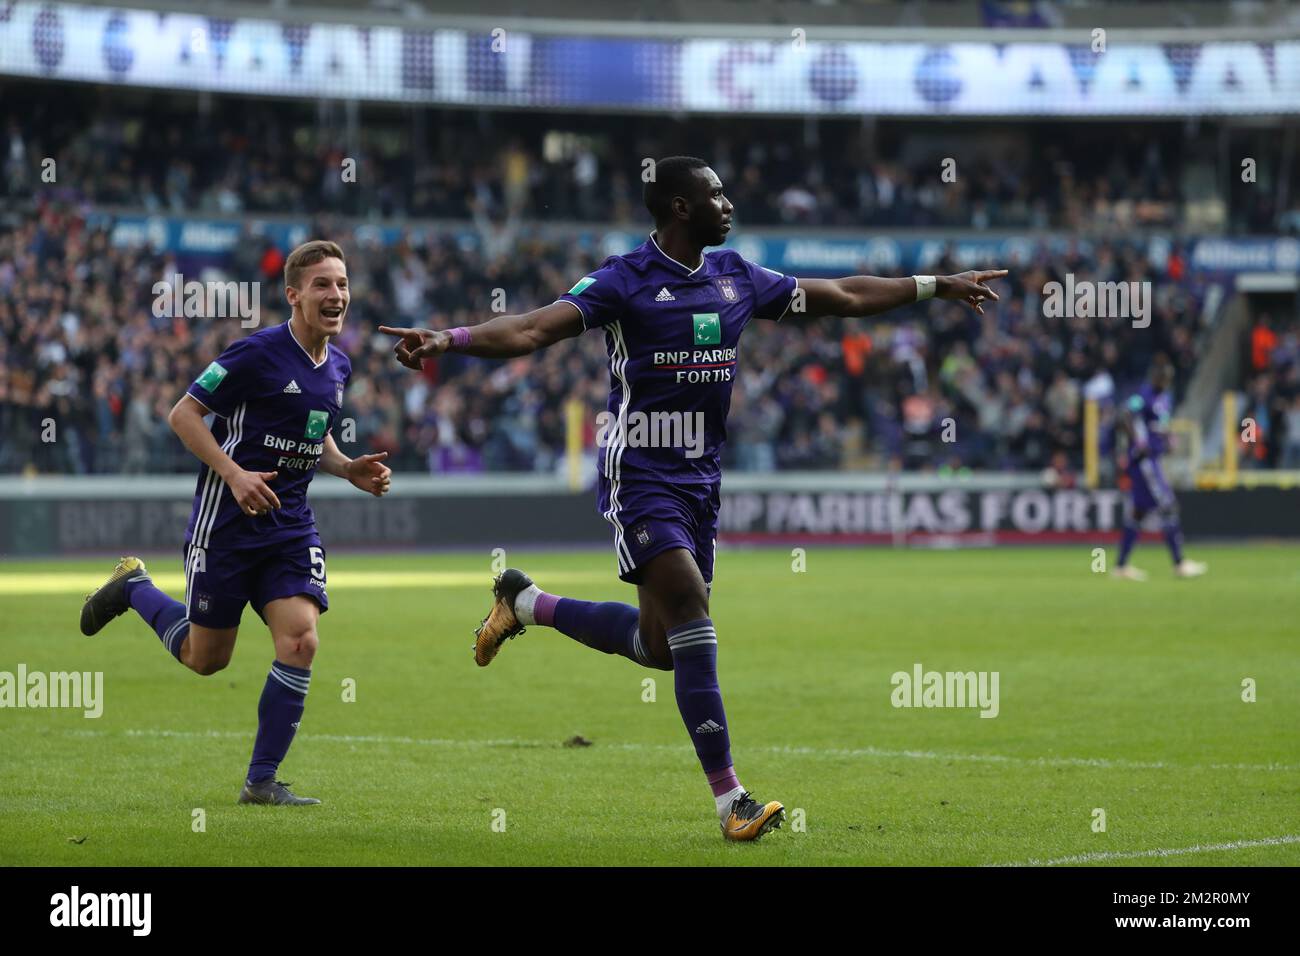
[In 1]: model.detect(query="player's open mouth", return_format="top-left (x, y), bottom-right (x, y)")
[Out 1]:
top-left (321, 307), bottom-right (344, 318)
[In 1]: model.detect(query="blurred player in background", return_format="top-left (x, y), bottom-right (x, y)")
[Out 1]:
top-left (79, 240), bottom-right (393, 805)
top-left (1113, 359), bottom-right (1208, 581)
top-left (381, 157), bottom-right (1004, 840)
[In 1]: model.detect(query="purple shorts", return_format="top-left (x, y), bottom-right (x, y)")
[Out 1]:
top-left (182, 531), bottom-right (329, 629)
top-left (596, 475), bottom-right (719, 585)
top-left (1127, 457), bottom-right (1175, 514)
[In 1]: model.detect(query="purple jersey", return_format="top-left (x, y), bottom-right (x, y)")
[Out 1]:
top-left (1126, 383), bottom-right (1173, 460)
top-left (184, 321), bottom-right (351, 551)
top-left (556, 233), bottom-right (797, 483)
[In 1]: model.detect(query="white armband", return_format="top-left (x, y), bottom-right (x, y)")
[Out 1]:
top-left (913, 275), bottom-right (937, 302)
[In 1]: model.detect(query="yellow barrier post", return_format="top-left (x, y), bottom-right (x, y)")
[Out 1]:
top-left (565, 398), bottom-right (584, 491)
top-left (1223, 391), bottom-right (1238, 489)
top-left (1084, 398), bottom-right (1099, 489)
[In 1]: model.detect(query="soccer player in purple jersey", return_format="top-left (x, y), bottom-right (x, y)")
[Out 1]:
top-left (79, 240), bottom-right (393, 805)
top-left (381, 156), bottom-right (1004, 840)
top-left (1113, 360), bottom-right (1207, 581)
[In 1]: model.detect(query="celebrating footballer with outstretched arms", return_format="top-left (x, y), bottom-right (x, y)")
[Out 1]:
top-left (380, 274), bottom-right (1002, 363)
top-left (381, 156), bottom-right (1006, 841)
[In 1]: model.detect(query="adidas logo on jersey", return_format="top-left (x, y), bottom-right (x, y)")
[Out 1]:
top-left (283, 380), bottom-right (301, 394)
top-left (696, 719), bottom-right (725, 734)
top-left (654, 287), bottom-right (676, 302)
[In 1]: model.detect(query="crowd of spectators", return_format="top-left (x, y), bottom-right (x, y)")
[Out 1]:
top-left (0, 202), bottom-right (1212, 479)
top-left (1242, 312), bottom-right (1300, 469)
top-left (4, 82), bottom-right (1297, 235)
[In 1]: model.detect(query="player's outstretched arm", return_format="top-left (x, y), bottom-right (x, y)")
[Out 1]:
top-left (320, 434), bottom-right (392, 497)
top-left (793, 270), bottom-right (1008, 320)
top-left (168, 394), bottom-right (281, 515)
top-left (379, 302), bottom-right (584, 369)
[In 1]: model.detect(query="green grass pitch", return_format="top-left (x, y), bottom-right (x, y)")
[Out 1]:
top-left (0, 544), bottom-right (1297, 866)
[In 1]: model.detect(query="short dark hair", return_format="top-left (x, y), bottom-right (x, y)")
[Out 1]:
top-left (643, 156), bottom-right (710, 224)
top-left (284, 239), bottom-right (345, 288)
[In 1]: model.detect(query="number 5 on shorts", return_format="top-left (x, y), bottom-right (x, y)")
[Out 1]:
top-left (309, 546), bottom-right (326, 580)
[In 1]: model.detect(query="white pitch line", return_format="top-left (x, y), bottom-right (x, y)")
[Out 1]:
top-left (757, 744), bottom-right (1300, 773)
top-left (992, 835), bottom-right (1300, 867)
top-left (61, 728), bottom-right (1300, 773)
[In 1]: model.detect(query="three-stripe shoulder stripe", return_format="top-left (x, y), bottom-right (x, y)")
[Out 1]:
top-left (195, 402), bottom-right (246, 549)
top-left (191, 405), bottom-right (237, 550)
top-left (184, 543), bottom-right (195, 614)
top-left (185, 402), bottom-right (246, 616)
top-left (602, 321), bottom-right (634, 573)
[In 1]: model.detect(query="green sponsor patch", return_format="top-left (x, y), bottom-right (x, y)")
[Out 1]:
top-left (692, 313), bottom-right (721, 346)
top-left (195, 361), bottom-right (228, 393)
top-left (568, 276), bottom-right (596, 296)
top-left (304, 410), bottom-right (329, 441)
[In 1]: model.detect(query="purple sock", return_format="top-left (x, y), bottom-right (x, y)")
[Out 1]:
top-left (707, 766), bottom-right (741, 798)
top-left (1117, 522), bottom-right (1139, 567)
top-left (1162, 518), bottom-right (1185, 564)
top-left (124, 577), bottom-right (188, 662)
top-left (247, 661), bottom-right (310, 784)
top-left (532, 592), bottom-right (560, 627)
top-left (551, 598), bottom-right (664, 669)
top-left (666, 618), bottom-right (732, 774)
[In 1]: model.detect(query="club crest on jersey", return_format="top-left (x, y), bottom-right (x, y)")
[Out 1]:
top-left (335, 382), bottom-right (344, 406)
top-left (304, 410), bottom-right (329, 440)
top-left (196, 361), bottom-right (227, 393)
top-left (692, 313), bottom-right (721, 346)
top-left (713, 277), bottom-right (738, 302)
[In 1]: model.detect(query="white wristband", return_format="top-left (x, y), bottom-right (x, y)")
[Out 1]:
top-left (913, 275), bottom-right (937, 302)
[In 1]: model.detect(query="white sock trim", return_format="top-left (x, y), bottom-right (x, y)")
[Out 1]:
top-left (514, 584), bottom-right (542, 626)
top-left (715, 784), bottom-right (746, 822)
